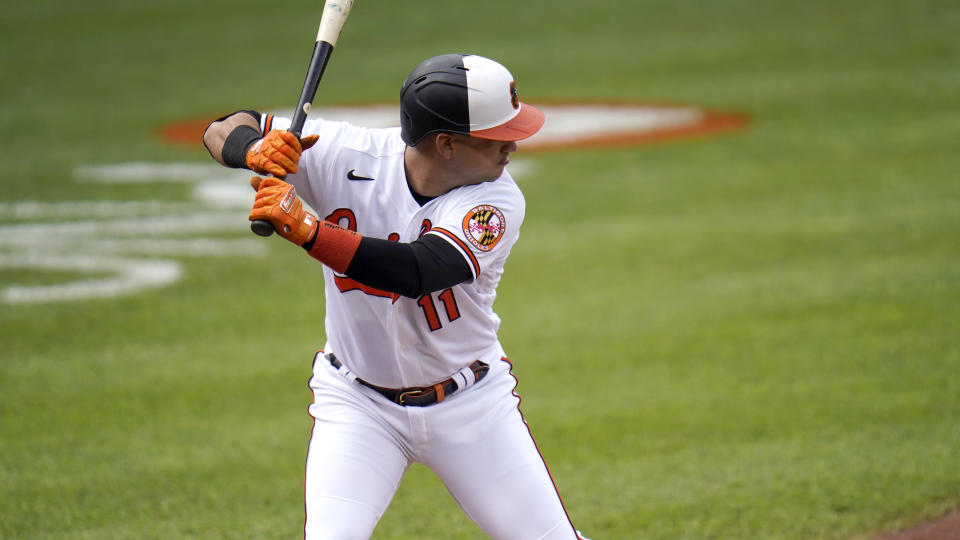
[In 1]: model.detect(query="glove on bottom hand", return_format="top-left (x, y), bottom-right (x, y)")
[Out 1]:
top-left (248, 177), bottom-right (318, 246)
top-left (245, 130), bottom-right (319, 178)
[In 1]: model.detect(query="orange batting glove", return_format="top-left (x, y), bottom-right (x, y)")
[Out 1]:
top-left (245, 130), bottom-right (319, 178)
top-left (248, 177), bottom-right (319, 246)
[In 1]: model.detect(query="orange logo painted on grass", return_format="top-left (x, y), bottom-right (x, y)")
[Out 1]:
top-left (158, 102), bottom-right (749, 152)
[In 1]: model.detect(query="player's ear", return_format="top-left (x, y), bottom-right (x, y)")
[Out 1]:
top-left (433, 133), bottom-right (456, 159)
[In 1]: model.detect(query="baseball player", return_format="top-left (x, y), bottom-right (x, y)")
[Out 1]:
top-left (203, 54), bottom-right (589, 539)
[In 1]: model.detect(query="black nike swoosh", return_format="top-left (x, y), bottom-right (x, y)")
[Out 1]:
top-left (347, 169), bottom-right (375, 181)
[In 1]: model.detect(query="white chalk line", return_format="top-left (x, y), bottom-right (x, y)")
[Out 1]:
top-left (1, 164), bottom-right (264, 304)
top-left (0, 253), bottom-right (183, 304)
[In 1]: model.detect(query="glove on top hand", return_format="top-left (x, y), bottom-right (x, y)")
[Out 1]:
top-left (245, 130), bottom-right (319, 178)
top-left (248, 177), bottom-right (318, 246)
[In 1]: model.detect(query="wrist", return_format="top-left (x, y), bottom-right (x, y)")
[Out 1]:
top-left (300, 218), bottom-right (320, 248)
top-left (222, 126), bottom-right (261, 169)
top-left (305, 221), bottom-right (363, 273)
top-left (278, 211), bottom-right (318, 247)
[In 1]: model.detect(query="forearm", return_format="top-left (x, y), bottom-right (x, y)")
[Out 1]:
top-left (202, 110), bottom-right (261, 168)
top-left (344, 237), bottom-right (421, 297)
top-left (303, 231), bottom-right (473, 298)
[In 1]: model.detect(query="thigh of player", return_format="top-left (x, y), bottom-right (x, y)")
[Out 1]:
top-left (422, 370), bottom-right (579, 540)
top-left (304, 362), bottom-right (411, 540)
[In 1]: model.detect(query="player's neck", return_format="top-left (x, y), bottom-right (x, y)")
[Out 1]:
top-left (403, 145), bottom-right (459, 198)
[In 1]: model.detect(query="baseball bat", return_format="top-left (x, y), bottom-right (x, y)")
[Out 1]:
top-left (251, 0), bottom-right (355, 237)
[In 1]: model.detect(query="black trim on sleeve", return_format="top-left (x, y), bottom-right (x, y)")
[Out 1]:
top-left (216, 109), bottom-right (259, 123)
top-left (335, 234), bottom-right (473, 298)
top-left (237, 110), bottom-right (260, 122)
top-left (211, 109), bottom-right (259, 123)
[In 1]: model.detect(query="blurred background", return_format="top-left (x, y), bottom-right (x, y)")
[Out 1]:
top-left (1, 0), bottom-right (958, 538)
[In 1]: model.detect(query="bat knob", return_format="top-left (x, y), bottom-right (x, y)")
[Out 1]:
top-left (250, 220), bottom-right (275, 237)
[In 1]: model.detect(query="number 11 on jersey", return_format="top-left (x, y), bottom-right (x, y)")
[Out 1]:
top-left (417, 288), bottom-right (460, 331)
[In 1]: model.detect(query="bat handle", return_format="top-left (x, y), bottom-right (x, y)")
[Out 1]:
top-left (290, 41), bottom-right (333, 136)
top-left (249, 41), bottom-right (334, 238)
top-left (250, 219), bottom-right (275, 237)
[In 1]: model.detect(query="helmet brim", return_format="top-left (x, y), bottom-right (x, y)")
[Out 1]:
top-left (470, 102), bottom-right (545, 142)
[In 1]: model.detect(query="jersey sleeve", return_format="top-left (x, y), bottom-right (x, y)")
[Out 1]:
top-left (424, 178), bottom-right (525, 281)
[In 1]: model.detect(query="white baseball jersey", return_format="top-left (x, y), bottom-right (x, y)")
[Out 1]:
top-left (264, 115), bottom-right (524, 388)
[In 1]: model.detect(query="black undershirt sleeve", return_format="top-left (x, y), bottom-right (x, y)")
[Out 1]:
top-left (341, 234), bottom-right (474, 298)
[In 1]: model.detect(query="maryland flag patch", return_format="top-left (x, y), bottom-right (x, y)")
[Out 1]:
top-left (462, 205), bottom-right (506, 252)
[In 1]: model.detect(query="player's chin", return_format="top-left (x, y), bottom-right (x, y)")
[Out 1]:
top-left (486, 166), bottom-right (507, 182)
top-left (474, 161), bottom-right (508, 183)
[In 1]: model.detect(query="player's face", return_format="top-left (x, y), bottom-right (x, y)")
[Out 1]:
top-left (450, 135), bottom-right (518, 184)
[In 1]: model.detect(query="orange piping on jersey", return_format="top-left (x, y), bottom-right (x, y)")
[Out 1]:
top-left (427, 228), bottom-right (481, 278)
top-left (333, 275), bottom-right (394, 299)
top-left (263, 114), bottom-right (274, 135)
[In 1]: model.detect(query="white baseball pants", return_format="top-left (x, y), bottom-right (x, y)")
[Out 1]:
top-left (302, 355), bottom-right (580, 539)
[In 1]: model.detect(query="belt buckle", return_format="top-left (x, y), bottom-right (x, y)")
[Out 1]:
top-left (396, 388), bottom-right (424, 405)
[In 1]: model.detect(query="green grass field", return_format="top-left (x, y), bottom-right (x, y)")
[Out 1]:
top-left (2, 0), bottom-right (959, 538)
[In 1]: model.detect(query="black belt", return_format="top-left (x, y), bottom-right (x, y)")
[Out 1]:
top-left (325, 353), bottom-right (489, 407)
